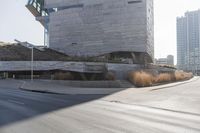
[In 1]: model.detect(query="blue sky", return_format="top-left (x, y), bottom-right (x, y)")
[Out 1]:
top-left (1, 0), bottom-right (200, 64)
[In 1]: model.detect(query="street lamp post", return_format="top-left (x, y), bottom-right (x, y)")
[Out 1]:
top-left (14, 39), bottom-right (35, 81)
top-left (31, 47), bottom-right (34, 82)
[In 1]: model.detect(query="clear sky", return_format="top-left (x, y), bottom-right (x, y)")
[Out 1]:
top-left (0, 0), bottom-right (44, 45)
top-left (0, 0), bottom-right (200, 64)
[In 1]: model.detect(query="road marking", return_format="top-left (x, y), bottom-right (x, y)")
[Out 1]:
top-left (7, 99), bottom-right (25, 105)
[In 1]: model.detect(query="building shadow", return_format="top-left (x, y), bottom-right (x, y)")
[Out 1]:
top-left (0, 80), bottom-right (129, 128)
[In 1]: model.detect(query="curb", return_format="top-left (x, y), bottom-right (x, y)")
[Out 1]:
top-left (19, 81), bottom-right (125, 95)
top-left (18, 77), bottom-right (199, 95)
top-left (20, 87), bottom-right (65, 95)
top-left (150, 77), bottom-right (199, 91)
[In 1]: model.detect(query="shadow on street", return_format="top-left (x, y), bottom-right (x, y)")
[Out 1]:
top-left (0, 80), bottom-right (123, 127)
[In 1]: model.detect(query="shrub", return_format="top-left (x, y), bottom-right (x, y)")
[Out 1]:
top-left (175, 71), bottom-right (193, 81)
top-left (128, 70), bottom-right (193, 87)
top-left (155, 73), bottom-right (172, 83)
top-left (128, 71), bottom-right (153, 87)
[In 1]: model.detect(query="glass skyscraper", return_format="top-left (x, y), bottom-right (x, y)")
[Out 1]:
top-left (177, 10), bottom-right (200, 73)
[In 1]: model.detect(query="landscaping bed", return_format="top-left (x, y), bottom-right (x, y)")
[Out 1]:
top-left (128, 70), bottom-right (193, 87)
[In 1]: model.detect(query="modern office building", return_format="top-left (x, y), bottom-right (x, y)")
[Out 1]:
top-left (177, 10), bottom-right (200, 73)
top-left (26, 0), bottom-right (154, 64)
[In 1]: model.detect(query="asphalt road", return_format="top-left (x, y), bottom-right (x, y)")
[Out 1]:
top-left (0, 79), bottom-right (200, 133)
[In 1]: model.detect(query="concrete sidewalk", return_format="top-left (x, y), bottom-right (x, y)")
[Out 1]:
top-left (19, 77), bottom-right (199, 95)
top-left (102, 76), bottom-right (200, 114)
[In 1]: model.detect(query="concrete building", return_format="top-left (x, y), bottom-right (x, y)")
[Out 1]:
top-left (155, 58), bottom-right (167, 65)
top-left (26, 0), bottom-right (154, 64)
top-left (155, 55), bottom-right (174, 66)
top-left (167, 55), bottom-right (174, 66)
top-left (177, 10), bottom-right (200, 73)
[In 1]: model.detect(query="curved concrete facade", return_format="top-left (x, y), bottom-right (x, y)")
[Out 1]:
top-left (45, 0), bottom-right (154, 62)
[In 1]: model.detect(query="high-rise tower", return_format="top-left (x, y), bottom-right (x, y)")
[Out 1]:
top-left (177, 10), bottom-right (200, 72)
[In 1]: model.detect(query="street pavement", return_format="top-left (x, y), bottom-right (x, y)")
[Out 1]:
top-left (0, 79), bottom-right (200, 133)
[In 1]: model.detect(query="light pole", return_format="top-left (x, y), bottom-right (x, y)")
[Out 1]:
top-left (31, 47), bottom-right (34, 82)
top-left (14, 39), bottom-right (35, 81)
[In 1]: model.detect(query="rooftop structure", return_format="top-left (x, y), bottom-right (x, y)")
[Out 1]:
top-left (26, 0), bottom-right (154, 64)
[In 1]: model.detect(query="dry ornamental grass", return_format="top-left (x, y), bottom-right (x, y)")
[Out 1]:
top-left (128, 71), bottom-right (153, 87)
top-left (155, 73), bottom-right (172, 83)
top-left (128, 70), bottom-right (193, 87)
top-left (175, 71), bottom-right (193, 81)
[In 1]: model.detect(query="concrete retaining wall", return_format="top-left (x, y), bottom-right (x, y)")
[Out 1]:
top-left (0, 61), bottom-right (141, 79)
